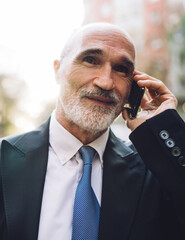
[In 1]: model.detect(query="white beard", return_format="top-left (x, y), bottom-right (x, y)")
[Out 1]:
top-left (60, 88), bottom-right (123, 134)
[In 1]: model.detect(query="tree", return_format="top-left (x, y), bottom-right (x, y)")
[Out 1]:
top-left (0, 74), bottom-right (28, 137)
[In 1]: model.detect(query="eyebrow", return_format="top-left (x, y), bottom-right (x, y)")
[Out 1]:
top-left (120, 57), bottom-right (135, 70)
top-left (75, 48), bottom-right (103, 61)
top-left (75, 48), bottom-right (134, 69)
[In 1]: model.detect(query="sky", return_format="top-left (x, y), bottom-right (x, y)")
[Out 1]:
top-left (0, 0), bottom-right (85, 117)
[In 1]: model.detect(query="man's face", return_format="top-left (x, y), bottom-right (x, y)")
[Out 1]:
top-left (56, 27), bottom-right (135, 133)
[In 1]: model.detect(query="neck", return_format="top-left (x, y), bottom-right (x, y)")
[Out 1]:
top-left (55, 104), bottom-right (107, 145)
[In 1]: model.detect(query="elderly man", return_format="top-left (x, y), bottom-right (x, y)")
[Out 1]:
top-left (0, 23), bottom-right (185, 240)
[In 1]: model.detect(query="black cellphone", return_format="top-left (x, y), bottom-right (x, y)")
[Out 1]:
top-left (124, 81), bottom-right (145, 119)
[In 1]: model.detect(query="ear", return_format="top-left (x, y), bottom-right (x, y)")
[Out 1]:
top-left (53, 59), bottom-right (60, 72)
top-left (53, 60), bottom-right (61, 84)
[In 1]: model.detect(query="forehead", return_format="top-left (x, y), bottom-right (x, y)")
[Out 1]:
top-left (79, 29), bottom-right (135, 61)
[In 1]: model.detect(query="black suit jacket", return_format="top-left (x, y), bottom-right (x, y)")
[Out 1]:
top-left (0, 109), bottom-right (185, 240)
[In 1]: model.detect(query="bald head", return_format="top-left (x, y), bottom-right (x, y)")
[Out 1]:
top-left (60, 22), bottom-right (136, 63)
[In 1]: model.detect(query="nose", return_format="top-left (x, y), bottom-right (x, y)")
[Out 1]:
top-left (93, 63), bottom-right (114, 90)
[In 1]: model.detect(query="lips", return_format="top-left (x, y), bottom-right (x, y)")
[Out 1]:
top-left (85, 96), bottom-right (115, 105)
top-left (79, 88), bottom-right (120, 106)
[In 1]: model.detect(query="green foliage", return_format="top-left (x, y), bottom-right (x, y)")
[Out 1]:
top-left (0, 75), bottom-right (27, 137)
top-left (180, 16), bottom-right (185, 65)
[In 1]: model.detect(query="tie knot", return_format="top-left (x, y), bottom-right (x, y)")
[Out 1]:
top-left (79, 146), bottom-right (96, 165)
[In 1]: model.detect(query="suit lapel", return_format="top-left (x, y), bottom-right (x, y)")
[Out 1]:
top-left (99, 130), bottom-right (146, 240)
top-left (1, 119), bottom-right (50, 240)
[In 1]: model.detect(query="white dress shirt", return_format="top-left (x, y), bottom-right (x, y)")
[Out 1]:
top-left (38, 112), bottom-right (109, 240)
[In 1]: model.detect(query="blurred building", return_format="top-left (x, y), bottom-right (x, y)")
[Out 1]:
top-left (167, 1), bottom-right (185, 100)
top-left (142, 0), bottom-right (169, 83)
top-left (83, 0), bottom-right (185, 119)
top-left (83, 0), bottom-right (115, 23)
top-left (83, 0), bottom-right (143, 66)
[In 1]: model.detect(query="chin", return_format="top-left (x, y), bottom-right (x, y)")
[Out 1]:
top-left (60, 94), bottom-right (122, 134)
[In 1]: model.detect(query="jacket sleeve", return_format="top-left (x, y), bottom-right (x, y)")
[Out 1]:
top-left (129, 109), bottom-right (185, 237)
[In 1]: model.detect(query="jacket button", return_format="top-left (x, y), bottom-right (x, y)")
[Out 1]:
top-left (165, 138), bottom-right (175, 148)
top-left (178, 156), bottom-right (185, 167)
top-left (171, 147), bottom-right (181, 157)
top-left (159, 130), bottom-right (169, 140)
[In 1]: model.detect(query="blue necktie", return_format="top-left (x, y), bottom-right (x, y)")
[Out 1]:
top-left (72, 146), bottom-right (100, 240)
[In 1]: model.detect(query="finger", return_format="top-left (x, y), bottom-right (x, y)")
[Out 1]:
top-left (122, 108), bottom-right (130, 121)
top-left (134, 71), bottom-right (159, 83)
top-left (143, 89), bottom-right (151, 101)
top-left (147, 89), bottom-right (158, 99)
top-left (134, 73), bottom-right (149, 81)
top-left (140, 95), bottom-right (149, 108)
top-left (137, 79), bottom-right (169, 96)
top-left (134, 70), bottom-right (144, 75)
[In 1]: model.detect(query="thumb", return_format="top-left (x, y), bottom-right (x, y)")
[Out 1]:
top-left (122, 108), bottom-right (130, 122)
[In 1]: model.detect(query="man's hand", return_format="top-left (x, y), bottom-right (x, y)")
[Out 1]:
top-left (122, 70), bottom-right (178, 131)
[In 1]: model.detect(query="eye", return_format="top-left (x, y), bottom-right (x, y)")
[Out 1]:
top-left (83, 56), bottom-right (97, 65)
top-left (114, 65), bottom-right (129, 74)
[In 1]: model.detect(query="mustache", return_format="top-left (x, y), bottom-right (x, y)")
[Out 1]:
top-left (79, 88), bottom-right (120, 104)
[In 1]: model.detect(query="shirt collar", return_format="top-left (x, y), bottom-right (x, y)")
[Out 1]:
top-left (49, 111), bottom-right (109, 166)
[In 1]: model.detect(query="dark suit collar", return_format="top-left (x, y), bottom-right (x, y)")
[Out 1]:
top-left (99, 130), bottom-right (146, 240)
top-left (1, 118), bottom-right (50, 240)
top-left (107, 129), bottom-right (134, 158)
top-left (4, 118), bottom-right (50, 154)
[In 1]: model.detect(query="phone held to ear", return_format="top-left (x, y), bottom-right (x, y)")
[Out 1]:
top-left (124, 81), bottom-right (145, 119)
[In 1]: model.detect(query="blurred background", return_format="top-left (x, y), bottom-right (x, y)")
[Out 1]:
top-left (0, 0), bottom-right (185, 140)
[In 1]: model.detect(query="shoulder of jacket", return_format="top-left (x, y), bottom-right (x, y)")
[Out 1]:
top-left (124, 140), bottom-right (138, 153)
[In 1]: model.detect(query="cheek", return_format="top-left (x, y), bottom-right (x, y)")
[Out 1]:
top-left (59, 65), bottom-right (93, 100)
top-left (66, 65), bottom-right (95, 90)
top-left (114, 78), bottom-right (132, 102)
top-left (59, 66), bottom-right (83, 92)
